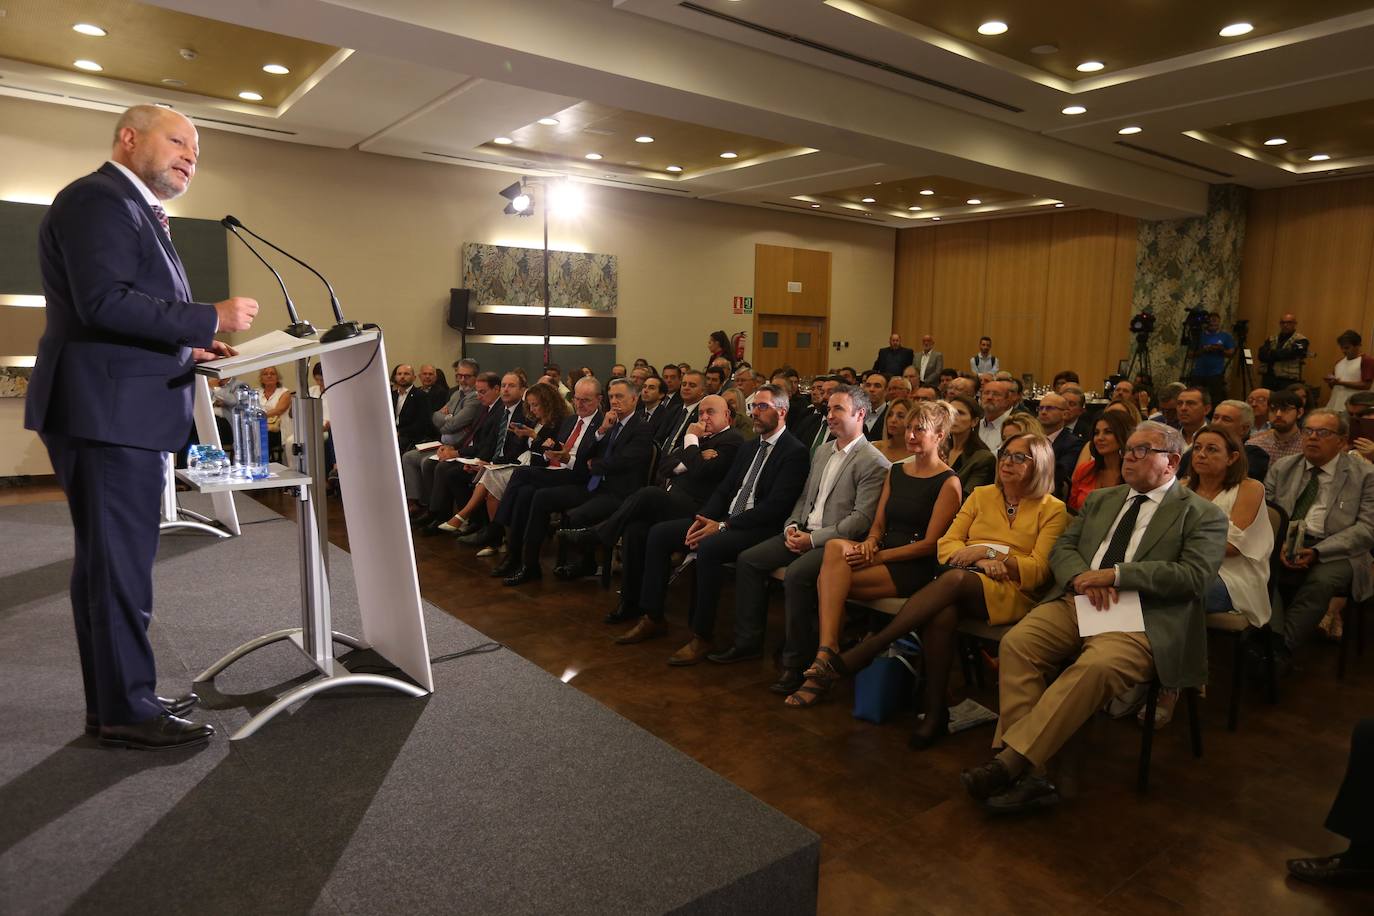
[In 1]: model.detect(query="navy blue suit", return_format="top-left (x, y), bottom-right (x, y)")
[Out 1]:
top-left (26, 163), bottom-right (218, 726)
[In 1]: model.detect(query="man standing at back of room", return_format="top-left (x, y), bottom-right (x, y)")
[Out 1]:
top-left (26, 105), bottom-right (260, 749)
top-left (873, 332), bottom-right (914, 378)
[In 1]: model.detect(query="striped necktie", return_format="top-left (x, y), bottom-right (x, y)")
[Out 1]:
top-left (150, 204), bottom-right (171, 237)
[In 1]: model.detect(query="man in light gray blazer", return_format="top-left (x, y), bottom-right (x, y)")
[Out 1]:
top-left (962, 421), bottom-right (1226, 813)
top-left (404, 358), bottom-right (479, 508)
top-left (710, 385), bottom-right (891, 683)
top-left (1265, 408), bottom-right (1374, 662)
top-left (915, 334), bottom-right (945, 388)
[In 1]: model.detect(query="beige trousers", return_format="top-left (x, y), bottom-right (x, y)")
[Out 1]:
top-left (994, 596), bottom-right (1155, 766)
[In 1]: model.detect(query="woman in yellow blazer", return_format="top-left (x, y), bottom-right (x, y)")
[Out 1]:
top-left (786, 433), bottom-right (1068, 749)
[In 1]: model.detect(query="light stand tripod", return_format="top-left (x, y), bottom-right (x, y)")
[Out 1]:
top-left (1125, 331), bottom-right (1153, 382)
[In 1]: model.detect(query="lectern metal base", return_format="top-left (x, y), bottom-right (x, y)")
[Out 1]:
top-left (160, 506), bottom-right (231, 538)
top-left (194, 626), bottom-right (426, 740)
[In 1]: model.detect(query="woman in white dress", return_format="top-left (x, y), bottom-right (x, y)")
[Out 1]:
top-left (1153, 424), bottom-right (1273, 726)
top-left (257, 365), bottom-right (293, 459)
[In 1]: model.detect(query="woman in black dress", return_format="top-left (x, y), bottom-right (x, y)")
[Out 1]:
top-left (792, 400), bottom-right (963, 706)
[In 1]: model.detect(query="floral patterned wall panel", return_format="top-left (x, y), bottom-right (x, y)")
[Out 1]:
top-left (1132, 184), bottom-right (1248, 382)
top-left (462, 243), bottom-right (617, 312)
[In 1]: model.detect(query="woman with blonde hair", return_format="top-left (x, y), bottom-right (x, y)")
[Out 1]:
top-left (787, 434), bottom-right (1068, 750)
top-left (794, 400), bottom-right (963, 701)
top-left (878, 397), bottom-right (914, 463)
top-left (1000, 413), bottom-right (1045, 440)
top-left (257, 365), bottom-right (293, 459)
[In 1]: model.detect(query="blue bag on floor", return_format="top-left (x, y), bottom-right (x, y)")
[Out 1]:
top-left (852, 633), bottom-right (923, 724)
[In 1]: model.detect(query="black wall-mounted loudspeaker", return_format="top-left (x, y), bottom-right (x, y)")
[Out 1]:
top-left (448, 288), bottom-right (472, 331)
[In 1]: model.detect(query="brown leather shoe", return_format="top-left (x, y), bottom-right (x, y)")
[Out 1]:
top-left (614, 617), bottom-right (667, 645)
top-left (667, 637), bottom-right (713, 667)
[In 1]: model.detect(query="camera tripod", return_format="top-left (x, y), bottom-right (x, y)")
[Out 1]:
top-left (1225, 324), bottom-right (1253, 396)
top-left (1125, 333), bottom-right (1152, 382)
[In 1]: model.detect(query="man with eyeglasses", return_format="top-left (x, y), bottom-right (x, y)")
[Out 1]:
top-left (1264, 408), bottom-right (1374, 669)
top-left (1247, 389), bottom-right (1305, 465)
top-left (962, 421), bottom-right (1226, 813)
top-left (405, 357), bottom-right (480, 514)
top-left (1037, 391), bottom-right (1081, 495)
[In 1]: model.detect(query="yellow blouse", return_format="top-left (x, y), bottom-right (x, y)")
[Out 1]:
top-left (937, 484), bottom-right (1068, 625)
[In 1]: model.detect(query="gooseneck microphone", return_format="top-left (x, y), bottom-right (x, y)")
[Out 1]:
top-left (222, 215), bottom-right (362, 343)
top-left (220, 217), bottom-right (317, 338)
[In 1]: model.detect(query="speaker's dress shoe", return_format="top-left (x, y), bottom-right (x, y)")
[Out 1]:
top-left (604, 603), bottom-right (639, 625)
top-left (558, 527), bottom-right (603, 550)
top-left (85, 693), bottom-right (200, 736)
top-left (961, 758), bottom-right (1014, 801)
top-left (502, 566), bottom-right (542, 586)
top-left (982, 774), bottom-right (1061, 815)
top-left (667, 637), bottom-right (713, 667)
top-left (769, 668), bottom-right (805, 695)
top-left (1287, 853), bottom-right (1374, 886)
top-left (554, 559), bottom-right (598, 581)
top-left (707, 645), bottom-right (763, 664)
top-left (98, 714), bottom-right (214, 750)
top-left (615, 618), bottom-right (667, 645)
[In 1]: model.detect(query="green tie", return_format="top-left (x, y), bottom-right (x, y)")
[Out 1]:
top-left (1291, 466), bottom-right (1322, 522)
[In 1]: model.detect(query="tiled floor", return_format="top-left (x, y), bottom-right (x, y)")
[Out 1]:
top-left (11, 479), bottom-right (1373, 914)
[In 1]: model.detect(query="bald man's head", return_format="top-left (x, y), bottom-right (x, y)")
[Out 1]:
top-left (111, 105), bottom-right (199, 201)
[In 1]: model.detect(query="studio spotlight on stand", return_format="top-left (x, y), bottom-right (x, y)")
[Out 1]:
top-left (500, 180), bottom-right (532, 216)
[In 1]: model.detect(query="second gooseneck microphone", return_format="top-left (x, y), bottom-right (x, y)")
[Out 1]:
top-left (220, 217), bottom-right (317, 338)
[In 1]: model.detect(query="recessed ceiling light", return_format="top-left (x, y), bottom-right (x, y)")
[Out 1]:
top-left (1061, 105), bottom-right (1087, 115)
top-left (810, 203), bottom-right (821, 208)
top-left (73, 60), bottom-right (102, 72)
top-left (493, 136), bottom-right (513, 145)
top-left (977, 21), bottom-right (1008, 36)
top-left (1309, 154), bottom-right (1331, 161)
top-left (1076, 60), bottom-right (1105, 72)
top-left (262, 63), bottom-right (290, 75)
top-left (931, 217), bottom-right (941, 221)
top-left (719, 151), bottom-right (738, 159)
top-left (161, 78), bottom-right (185, 87)
top-left (666, 165), bottom-right (683, 172)
top-left (873, 181), bottom-right (882, 185)
top-left (585, 152), bottom-right (603, 160)
top-left (861, 197), bottom-right (877, 203)
top-left (1030, 44), bottom-right (1058, 55)
top-left (1054, 203), bottom-right (1065, 208)
top-left (1263, 137), bottom-right (1287, 146)
top-left (72, 23), bottom-right (107, 37)
top-left (908, 205), bottom-right (922, 211)
top-left (919, 188), bottom-right (934, 195)
top-left (1219, 23), bottom-right (1253, 38)
top-left (154, 102), bottom-right (173, 109)
top-left (635, 135), bottom-right (654, 143)
top-left (537, 117), bottom-right (560, 126)
top-left (966, 198), bottom-right (981, 205)
top-left (1118, 125), bottom-right (1142, 135)
top-left (238, 91), bottom-right (263, 101)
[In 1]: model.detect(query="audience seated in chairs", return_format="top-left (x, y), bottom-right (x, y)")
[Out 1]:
top-left (257, 365), bottom-right (293, 462)
top-left (710, 384), bottom-right (890, 671)
top-left (613, 386), bottom-right (809, 660)
top-left (1000, 412), bottom-right (1044, 440)
top-left (1248, 389), bottom-right (1305, 465)
top-left (500, 377), bottom-right (654, 586)
top-left (566, 394), bottom-right (743, 622)
top-left (722, 387), bottom-right (757, 440)
top-left (393, 363), bottom-right (436, 454)
top-left (887, 375), bottom-right (913, 404)
top-left (1035, 391), bottom-right (1081, 497)
top-left (1264, 408), bottom-right (1374, 669)
top-left (876, 397), bottom-right (913, 463)
top-left (788, 434), bottom-right (1066, 749)
top-left (658, 370), bottom-right (707, 451)
top-left (946, 395), bottom-right (996, 498)
top-left (1068, 409), bottom-right (1134, 513)
top-left (412, 372), bottom-right (505, 529)
top-left (961, 421), bottom-right (1226, 814)
top-left (778, 400), bottom-right (963, 701)
top-left (861, 372), bottom-right (889, 441)
top-left (404, 358), bottom-right (479, 514)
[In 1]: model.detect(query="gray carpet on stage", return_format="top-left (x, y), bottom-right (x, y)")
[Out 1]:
top-left (0, 496), bottom-right (818, 915)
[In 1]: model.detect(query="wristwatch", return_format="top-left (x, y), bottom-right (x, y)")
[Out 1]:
top-left (985, 547), bottom-right (997, 560)
top-left (719, 520), bottom-right (729, 531)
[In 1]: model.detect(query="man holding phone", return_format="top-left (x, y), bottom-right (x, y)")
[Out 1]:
top-left (1264, 409), bottom-right (1374, 667)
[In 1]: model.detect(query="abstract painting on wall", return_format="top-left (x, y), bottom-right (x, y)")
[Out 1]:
top-left (462, 243), bottom-right (617, 312)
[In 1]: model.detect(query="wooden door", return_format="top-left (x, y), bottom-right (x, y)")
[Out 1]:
top-left (756, 314), bottom-right (827, 377)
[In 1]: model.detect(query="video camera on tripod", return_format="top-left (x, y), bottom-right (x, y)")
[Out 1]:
top-left (1180, 306), bottom-right (1210, 346)
top-left (1129, 310), bottom-right (1155, 341)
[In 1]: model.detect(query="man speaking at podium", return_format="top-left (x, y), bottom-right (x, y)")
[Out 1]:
top-left (25, 105), bottom-right (259, 750)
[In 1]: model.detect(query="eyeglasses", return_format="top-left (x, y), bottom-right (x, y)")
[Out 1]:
top-left (1123, 444), bottom-right (1173, 460)
top-left (1302, 428), bottom-right (1340, 440)
top-left (997, 451), bottom-right (1034, 465)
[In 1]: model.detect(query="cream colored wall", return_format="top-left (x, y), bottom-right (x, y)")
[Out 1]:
top-left (0, 98), bottom-right (893, 474)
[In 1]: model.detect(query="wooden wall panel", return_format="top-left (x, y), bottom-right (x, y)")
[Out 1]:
top-left (893, 210), bottom-right (1137, 388)
top-left (984, 215), bottom-right (1051, 384)
top-left (1238, 176), bottom-right (1374, 385)
top-left (754, 243), bottom-right (830, 318)
top-left (754, 243), bottom-right (793, 314)
top-left (790, 246), bottom-right (831, 318)
top-left (930, 222), bottom-right (989, 370)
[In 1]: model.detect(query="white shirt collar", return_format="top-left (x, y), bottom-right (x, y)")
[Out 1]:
top-left (106, 160), bottom-right (162, 209)
top-left (1131, 479), bottom-right (1176, 505)
top-left (832, 433), bottom-right (864, 455)
top-left (761, 425), bottom-right (787, 447)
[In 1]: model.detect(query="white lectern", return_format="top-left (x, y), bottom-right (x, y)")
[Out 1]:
top-left (189, 328), bottom-right (431, 739)
top-left (159, 379), bottom-right (242, 537)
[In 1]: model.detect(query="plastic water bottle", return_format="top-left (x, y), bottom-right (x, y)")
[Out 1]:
top-left (230, 384), bottom-right (252, 478)
top-left (246, 389), bottom-right (271, 479)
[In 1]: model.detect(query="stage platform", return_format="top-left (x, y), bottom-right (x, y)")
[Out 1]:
top-left (0, 496), bottom-right (818, 915)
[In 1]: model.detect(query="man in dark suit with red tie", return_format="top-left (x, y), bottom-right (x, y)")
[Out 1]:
top-left (25, 105), bottom-right (259, 749)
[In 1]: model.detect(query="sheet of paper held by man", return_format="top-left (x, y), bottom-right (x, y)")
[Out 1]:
top-left (1074, 591), bottom-right (1146, 637)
